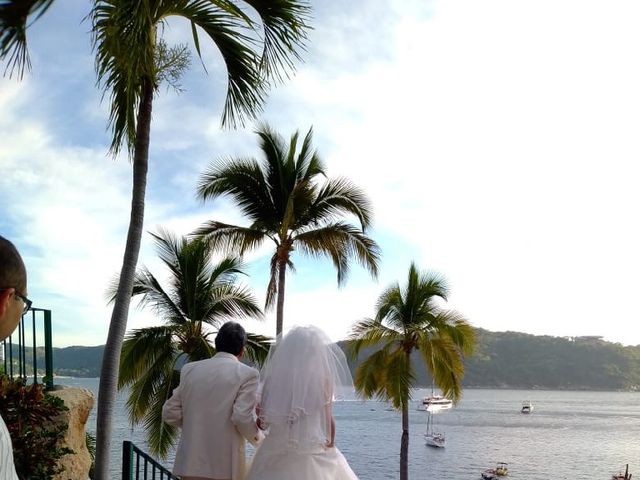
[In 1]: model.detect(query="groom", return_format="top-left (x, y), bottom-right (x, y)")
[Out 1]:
top-left (162, 321), bottom-right (264, 480)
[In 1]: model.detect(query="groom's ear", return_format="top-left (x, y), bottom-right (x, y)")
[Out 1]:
top-left (237, 346), bottom-right (245, 360)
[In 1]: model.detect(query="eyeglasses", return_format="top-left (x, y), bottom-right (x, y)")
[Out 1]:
top-left (14, 292), bottom-right (32, 315)
top-left (0, 289), bottom-right (32, 314)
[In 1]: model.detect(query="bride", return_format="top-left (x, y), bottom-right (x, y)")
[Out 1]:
top-left (245, 325), bottom-right (358, 480)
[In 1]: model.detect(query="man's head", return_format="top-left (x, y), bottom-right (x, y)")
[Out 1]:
top-left (0, 236), bottom-right (28, 341)
top-left (215, 321), bottom-right (247, 357)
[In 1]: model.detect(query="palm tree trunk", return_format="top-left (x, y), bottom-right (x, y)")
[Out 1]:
top-left (94, 79), bottom-right (154, 480)
top-left (400, 400), bottom-right (409, 480)
top-left (275, 258), bottom-right (286, 336)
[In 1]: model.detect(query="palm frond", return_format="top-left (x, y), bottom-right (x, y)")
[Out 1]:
top-left (304, 177), bottom-right (374, 230)
top-left (208, 255), bottom-right (246, 284)
top-left (258, 126), bottom-right (294, 214)
top-left (384, 348), bottom-right (415, 409)
top-left (352, 262), bottom-right (477, 409)
top-left (196, 157), bottom-right (278, 225)
top-left (141, 368), bottom-right (181, 458)
top-left (125, 268), bottom-right (186, 325)
top-left (295, 126), bottom-right (324, 180)
top-left (122, 348), bottom-right (178, 425)
top-left (295, 221), bottom-right (380, 284)
top-left (185, 332), bottom-right (215, 361)
top-left (353, 346), bottom-right (391, 401)
top-left (242, 0), bottom-right (311, 84)
top-left (243, 332), bottom-right (271, 366)
top-left (348, 318), bottom-right (400, 359)
top-left (374, 283), bottom-right (405, 330)
top-left (417, 335), bottom-right (465, 402)
top-left (118, 325), bottom-right (177, 388)
top-left (0, 0), bottom-right (54, 78)
top-left (264, 251), bottom-right (279, 310)
top-left (163, 0), bottom-right (269, 127)
top-left (192, 221), bottom-right (270, 256)
top-left (92, 0), bottom-right (158, 155)
top-left (149, 228), bottom-right (185, 279)
top-left (202, 283), bottom-right (263, 324)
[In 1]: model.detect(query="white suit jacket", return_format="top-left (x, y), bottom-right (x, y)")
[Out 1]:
top-left (0, 415), bottom-right (18, 480)
top-left (162, 352), bottom-right (263, 480)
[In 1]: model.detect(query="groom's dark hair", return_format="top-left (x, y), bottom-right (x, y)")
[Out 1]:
top-left (215, 321), bottom-right (247, 356)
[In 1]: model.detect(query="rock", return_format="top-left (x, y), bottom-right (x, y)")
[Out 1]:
top-left (49, 386), bottom-right (95, 480)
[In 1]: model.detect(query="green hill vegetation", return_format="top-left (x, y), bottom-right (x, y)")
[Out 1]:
top-left (14, 329), bottom-right (640, 390)
top-left (350, 329), bottom-right (640, 391)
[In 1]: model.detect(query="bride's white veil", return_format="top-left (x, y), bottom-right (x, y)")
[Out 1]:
top-left (259, 325), bottom-right (353, 448)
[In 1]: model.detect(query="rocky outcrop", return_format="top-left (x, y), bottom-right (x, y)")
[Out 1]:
top-left (50, 386), bottom-right (94, 480)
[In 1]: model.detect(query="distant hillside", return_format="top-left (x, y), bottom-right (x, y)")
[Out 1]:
top-left (54, 345), bottom-right (104, 377)
top-left (343, 329), bottom-right (640, 391)
top-left (15, 345), bottom-right (104, 378)
top-left (20, 329), bottom-right (640, 390)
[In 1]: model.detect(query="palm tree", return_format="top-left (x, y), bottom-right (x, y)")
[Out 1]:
top-left (349, 262), bottom-right (476, 480)
top-left (115, 229), bottom-right (268, 457)
top-left (1, 2), bottom-right (310, 476)
top-left (195, 125), bottom-right (381, 336)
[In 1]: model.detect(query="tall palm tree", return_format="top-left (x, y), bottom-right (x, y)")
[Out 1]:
top-left (195, 125), bottom-right (381, 336)
top-left (349, 263), bottom-right (476, 480)
top-left (1, 2), bottom-right (310, 476)
top-left (115, 229), bottom-right (268, 457)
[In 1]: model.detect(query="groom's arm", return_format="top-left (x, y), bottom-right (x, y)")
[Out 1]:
top-left (231, 368), bottom-right (263, 446)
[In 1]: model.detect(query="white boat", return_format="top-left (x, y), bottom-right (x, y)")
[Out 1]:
top-left (424, 412), bottom-right (445, 448)
top-left (419, 395), bottom-right (453, 412)
top-left (521, 400), bottom-right (533, 414)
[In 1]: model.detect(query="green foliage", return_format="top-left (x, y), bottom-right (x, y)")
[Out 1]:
top-left (116, 229), bottom-right (269, 458)
top-left (349, 263), bottom-right (476, 406)
top-left (86, 431), bottom-right (96, 479)
top-left (349, 263), bottom-right (476, 480)
top-left (462, 330), bottom-right (640, 390)
top-left (0, 376), bottom-right (73, 479)
top-left (195, 125), bottom-right (380, 335)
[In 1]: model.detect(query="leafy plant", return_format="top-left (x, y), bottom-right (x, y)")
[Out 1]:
top-left (86, 431), bottom-right (96, 479)
top-left (0, 376), bottom-right (73, 479)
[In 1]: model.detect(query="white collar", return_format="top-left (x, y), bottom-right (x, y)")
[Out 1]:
top-left (215, 351), bottom-right (239, 361)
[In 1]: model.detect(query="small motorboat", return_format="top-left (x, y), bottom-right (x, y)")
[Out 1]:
top-left (481, 471), bottom-right (498, 480)
top-left (521, 401), bottom-right (533, 414)
top-left (481, 462), bottom-right (508, 479)
top-left (611, 464), bottom-right (632, 479)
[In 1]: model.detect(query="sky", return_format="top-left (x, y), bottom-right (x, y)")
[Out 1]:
top-left (2, 0), bottom-right (640, 347)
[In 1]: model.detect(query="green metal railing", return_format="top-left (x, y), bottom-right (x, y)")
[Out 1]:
top-left (1, 308), bottom-right (54, 390)
top-left (122, 441), bottom-right (179, 480)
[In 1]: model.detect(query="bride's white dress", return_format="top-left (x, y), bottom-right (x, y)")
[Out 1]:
top-left (245, 326), bottom-right (358, 480)
top-left (245, 414), bottom-right (358, 480)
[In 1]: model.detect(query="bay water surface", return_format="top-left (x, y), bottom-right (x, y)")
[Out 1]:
top-left (59, 378), bottom-right (639, 479)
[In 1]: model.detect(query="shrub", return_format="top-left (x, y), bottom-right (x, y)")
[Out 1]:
top-left (0, 376), bottom-right (73, 479)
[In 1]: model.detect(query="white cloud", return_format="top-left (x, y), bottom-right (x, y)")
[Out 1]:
top-left (4, 0), bottom-right (640, 347)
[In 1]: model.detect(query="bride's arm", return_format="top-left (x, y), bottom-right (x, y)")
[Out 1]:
top-left (325, 402), bottom-right (336, 448)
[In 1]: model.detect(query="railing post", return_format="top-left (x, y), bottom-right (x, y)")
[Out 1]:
top-left (43, 309), bottom-right (53, 391)
top-left (122, 441), bottom-right (133, 480)
top-left (31, 311), bottom-right (38, 385)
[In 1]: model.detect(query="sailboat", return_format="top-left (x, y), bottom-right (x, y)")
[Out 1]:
top-left (424, 412), bottom-right (445, 448)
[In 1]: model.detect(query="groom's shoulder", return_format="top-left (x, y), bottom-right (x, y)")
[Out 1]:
top-left (235, 360), bottom-right (259, 379)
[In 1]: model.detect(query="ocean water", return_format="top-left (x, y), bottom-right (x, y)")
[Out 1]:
top-left (58, 378), bottom-right (640, 479)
